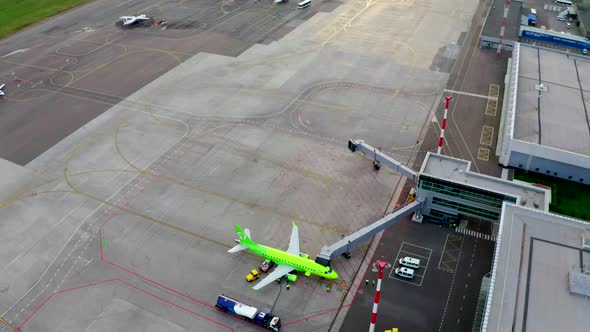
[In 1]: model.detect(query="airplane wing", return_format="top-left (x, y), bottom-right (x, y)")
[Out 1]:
top-left (286, 221), bottom-right (300, 255)
top-left (253, 264), bottom-right (294, 290)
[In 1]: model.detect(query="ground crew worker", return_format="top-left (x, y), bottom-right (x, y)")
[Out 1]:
top-left (286, 283), bottom-right (290, 290)
top-left (326, 286), bottom-right (331, 293)
top-left (372, 280), bottom-right (375, 287)
top-left (365, 279), bottom-right (369, 286)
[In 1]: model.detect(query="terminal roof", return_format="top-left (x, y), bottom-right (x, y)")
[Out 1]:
top-left (514, 44), bottom-right (590, 157)
top-left (483, 204), bottom-right (590, 332)
top-left (420, 153), bottom-right (549, 210)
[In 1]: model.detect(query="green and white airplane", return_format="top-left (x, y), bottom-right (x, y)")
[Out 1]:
top-left (228, 221), bottom-right (339, 290)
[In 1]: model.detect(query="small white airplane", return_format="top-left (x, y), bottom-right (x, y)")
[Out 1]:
top-left (119, 15), bottom-right (150, 26)
top-left (0, 84), bottom-right (5, 98)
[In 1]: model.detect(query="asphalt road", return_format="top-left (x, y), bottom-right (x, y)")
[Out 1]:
top-left (340, 0), bottom-right (507, 330)
top-left (414, 0), bottom-right (507, 177)
top-left (0, 0), bottom-right (322, 165)
top-left (340, 217), bottom-right (495, 332)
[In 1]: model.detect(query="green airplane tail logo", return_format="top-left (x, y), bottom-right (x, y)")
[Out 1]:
top-left (235, 224), bottom-right (254, 245)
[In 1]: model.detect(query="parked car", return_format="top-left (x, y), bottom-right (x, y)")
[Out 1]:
top-left (394, 267), bottom-right (414, 279)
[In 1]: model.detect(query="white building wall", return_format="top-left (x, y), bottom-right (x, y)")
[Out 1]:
top-left (499, 43), bottom-right (590, 182)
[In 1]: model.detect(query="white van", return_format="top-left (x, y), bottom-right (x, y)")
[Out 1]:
top-left (555, 0), bottom-right (573, 6)
top-left (394, 267), bottom-right (414, 279)
top-left (399, 257), bottom-right (421, 269)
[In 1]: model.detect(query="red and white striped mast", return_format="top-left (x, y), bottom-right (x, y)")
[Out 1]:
top-left (496, 0), bottom-right (511, 58)
top-left (437, 96), bottom-right (452, 154)
top-left (368, 260), bottom-right (389, 332)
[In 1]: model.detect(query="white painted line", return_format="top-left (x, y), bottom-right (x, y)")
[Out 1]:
top-left (390, 242), bottom-right (432, 286)
top-left (438, 234), bottom-right (450, 271)
top-left (420, 255), bottom-right (430, 287)
top-left (392, 277), bottom-right (422, 287)
top-left (2, 48), bottom-right (29, 57)
top-left (397, 250), bottom-right (431, 260)
top-left (443, 89), bottom-right (498, 101)
top-left (388, 243), bottom-right (405, 279)
top-left (401, 242), bottom-right (433, 252)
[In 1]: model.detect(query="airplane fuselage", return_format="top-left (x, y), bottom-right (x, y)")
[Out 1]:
top-left (251, 244), bottom-right (338, 279)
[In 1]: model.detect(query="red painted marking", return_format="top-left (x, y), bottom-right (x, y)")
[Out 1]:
top-left (102, 258), bottom-right (214, 308)
top-left (117, 279), bottom-right (233, 331)
top-left (370, 312), bottom-right (377, 324)
top-left (18, 279), bottom-right (117, 329)
top-left (438, 137), bottom-right (444, 147)
top-left (92, 126), bottom-right (242, 329)
top-left (441, 118), bottom-right (447, 130)
top-left (17, 279), bottom-right (232, 331)
top-left (282, 304), bottom-right (351, 327)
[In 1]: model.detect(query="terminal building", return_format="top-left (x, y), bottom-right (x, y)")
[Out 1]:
top-left (479, 0), bottom-right (590, 53)
top-left (417, 153), bottom-right (549, 224)
top-left (481, 203), bottom-right (590, 332)
top-left (497, 42), bottom-right (590, 183)
top-left (332, 140), bottom-right (589, 331)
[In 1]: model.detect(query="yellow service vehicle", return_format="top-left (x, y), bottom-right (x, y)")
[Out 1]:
top-left (246, 269), bottom-right (260, 282)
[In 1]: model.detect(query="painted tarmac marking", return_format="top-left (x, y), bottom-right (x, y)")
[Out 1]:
top-left (438, 234), bottom-right (465, 332)
top-left (477, 147), bottom-right (490, 161)
top-left (455, 227), bottom-right (496, 242)
top-left (388, 242), bottom-right (432, 286)
top-left (485, 84), bottom-right (499, 116)
top-left (479, 125), bottom-right (494, 146)
top-left (443, 89), bottom-right (498, 101)
top-left (16, 279), bottom-right (232, 331)
top-left (397, 250), bottom-right (430, 260)
top-left (438, 234), bottom-right (462, 273)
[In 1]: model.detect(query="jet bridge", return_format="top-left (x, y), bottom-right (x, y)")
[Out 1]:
top-left (314, 140), bottom-right (422, 266)
top-left (315, 200), bottom-right (422, 266)
top-left (347, 139), bottom-right (418, 182)
top-left (314, 139), bottom-right (550, 266)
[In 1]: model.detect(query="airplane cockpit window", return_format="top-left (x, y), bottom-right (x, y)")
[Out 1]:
top-left (325, 267), bottom-right (332, 274)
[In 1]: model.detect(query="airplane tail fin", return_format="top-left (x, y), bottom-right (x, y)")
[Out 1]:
top-left (227, 225), bottom-right (254, 253)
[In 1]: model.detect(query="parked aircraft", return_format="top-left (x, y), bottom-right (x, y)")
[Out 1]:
top-left (228, 221), bottom-right (339, 290)
top-left (119, 15), bottom-right (150, 26)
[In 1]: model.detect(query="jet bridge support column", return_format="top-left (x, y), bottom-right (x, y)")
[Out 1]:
top-left (348, 140), bottom-right (418, 182)
top-left (315, 200), bottom-right (422, 266)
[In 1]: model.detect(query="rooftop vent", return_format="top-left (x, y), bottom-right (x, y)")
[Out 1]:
top-left (535, 83), bottom-right (547, 92)
top-left (569, 271), bottom-right (590, 297)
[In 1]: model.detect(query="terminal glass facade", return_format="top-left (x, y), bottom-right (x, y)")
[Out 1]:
top-left (418, 176), bottom-right (517, 222)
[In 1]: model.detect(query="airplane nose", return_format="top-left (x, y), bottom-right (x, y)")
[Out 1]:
top-left (332, 271), bottom-right (339, 279)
